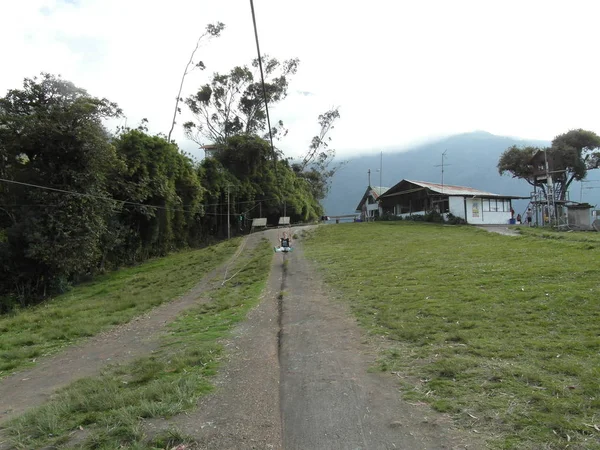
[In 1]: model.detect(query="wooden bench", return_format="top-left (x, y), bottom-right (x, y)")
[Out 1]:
top-left (278, 216), bottom-right (290, 226)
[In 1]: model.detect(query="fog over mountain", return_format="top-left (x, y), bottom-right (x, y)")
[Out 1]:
top-left (323, 131), bottom-right (600, 216)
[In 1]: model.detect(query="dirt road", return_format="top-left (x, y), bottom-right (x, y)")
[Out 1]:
top-left (279, 232), bottom-right (474, 450)
top-left (0, 227), bottom-right (480, 449)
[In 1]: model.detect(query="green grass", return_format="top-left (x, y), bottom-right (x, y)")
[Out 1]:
top-left (3, 239), bottom-right (274, 450)
top-left (0, 239), bottom-right (240, 376)
top-left (305, 222), bottom-right (600, 450)
top-left (515, 225), bottom-right (600, 245)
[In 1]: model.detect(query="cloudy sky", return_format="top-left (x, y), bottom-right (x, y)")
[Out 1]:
top-left (2, 0), bottom-right (599, 159)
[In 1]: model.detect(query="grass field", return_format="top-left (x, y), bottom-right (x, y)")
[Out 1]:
top-left (3, 239), bottom-right (274, 450)
top-left (305, 222), bottom-right (600, 450)
top-left (0, 239), bottom-right (239, 376)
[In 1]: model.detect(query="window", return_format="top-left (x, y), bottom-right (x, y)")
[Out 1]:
top-left (482, 198), bottom-right (510, 212)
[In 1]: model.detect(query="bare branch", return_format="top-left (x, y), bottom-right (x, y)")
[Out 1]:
top-left (167, 22), bottom-right (225, 143)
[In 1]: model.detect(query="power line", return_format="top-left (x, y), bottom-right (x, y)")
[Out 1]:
top-left (0, 178), bottom-right (276, 215)
top-left (249, 0), bottom-right (277, 177)
top-left (0, 177), bottom-right (198, 213)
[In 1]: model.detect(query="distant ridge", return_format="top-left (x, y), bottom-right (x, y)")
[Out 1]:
top-left (323, 131), bottom-right (600, 216)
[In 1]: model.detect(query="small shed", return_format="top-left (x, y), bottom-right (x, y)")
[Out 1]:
top-left (378, 179), bottom-right (526, 225)
top-left (567, 203), bottom-right (593, 230)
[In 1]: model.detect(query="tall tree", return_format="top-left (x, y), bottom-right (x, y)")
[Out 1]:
top-left (167, 22), bottom-right (225, 143)
top-left (183, 56), bottom-right (299, 144)
top-left (109, 129), bottom-right (205, 263)
top-left (294, 107), bottom-right (344, 200)
top-left (498, 129), bottom-right (600, 200)
top-left (0, 74), bottom-right (121, 299)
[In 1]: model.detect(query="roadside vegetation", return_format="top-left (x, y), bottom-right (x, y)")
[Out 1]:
top-left (0, 238), bottom-right (239, 376)
top-left (3, 239), bottom-right (273, 450)
top-left (305, 222), bottom-right (600, 449)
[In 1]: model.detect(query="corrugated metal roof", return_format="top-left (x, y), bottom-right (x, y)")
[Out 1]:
top-left (371, 186), bottom-right (390, 199)
top-left (355, 186), bottom-right (391, 211)
top-left (405, 180), bottom-right (502, 197)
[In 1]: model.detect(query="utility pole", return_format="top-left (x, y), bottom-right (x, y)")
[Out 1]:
top-left (226, 184), bottom-right (230, 239)
top-left (380, 151), bottom-right (382, 188)
top-left (434, 150), bottom-right (451, 193)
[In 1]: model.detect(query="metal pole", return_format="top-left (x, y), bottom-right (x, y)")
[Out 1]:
top-left (227, 185), bottom-right (230, 239)
top-left (380, 151), bottom-right (382, 188)
top-left (441, 150), bottom-right (447, 194)
top-left (284, 200), bottom-right (286, 217)
top-left (259, 200), bottom-right (262, 218)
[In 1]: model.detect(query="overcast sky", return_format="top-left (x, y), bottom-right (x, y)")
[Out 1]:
top-left (2, 0), bottom-right (599, 159)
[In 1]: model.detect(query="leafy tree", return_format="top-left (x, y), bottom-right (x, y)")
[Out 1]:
top-left (183, 56), bottom-right (299, 144)
top-left (497, 145), bottom-right (539, 183)
top-left (498, 129), bottom-right (600, 200)
top-left (0, 74), bottom-right (121, 301)
top-left (109, 129), bottom-right (205, 263)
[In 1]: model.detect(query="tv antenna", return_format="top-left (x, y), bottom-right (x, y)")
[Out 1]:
top-left (434, 150), bottom-right (451, 193)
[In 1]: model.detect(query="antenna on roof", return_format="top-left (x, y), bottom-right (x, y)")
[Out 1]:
top-left (378, 151), bottom-right (383, 188)
top-left (434, 150), bottom-right (451, 193)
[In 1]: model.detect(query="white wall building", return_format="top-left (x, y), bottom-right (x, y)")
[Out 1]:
top-left (378, 180), bottom-right (525, 225)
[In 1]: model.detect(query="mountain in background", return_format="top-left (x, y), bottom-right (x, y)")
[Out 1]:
top-left (323, 131), bottom-right (600, 216)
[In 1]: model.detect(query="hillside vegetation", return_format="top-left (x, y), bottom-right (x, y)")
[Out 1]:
top-left (305, 222), bottom-right (600, 449)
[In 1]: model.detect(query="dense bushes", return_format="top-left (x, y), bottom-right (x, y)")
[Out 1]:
top-left (0, 75), bottom-right (323, 311)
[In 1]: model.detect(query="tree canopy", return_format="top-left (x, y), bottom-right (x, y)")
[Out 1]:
top-left (0, 71), bottom-right (330, 311)
top-left (183, 56), bottom-right (299, 144)
top-left (497, 128), bottom-right (600, 200)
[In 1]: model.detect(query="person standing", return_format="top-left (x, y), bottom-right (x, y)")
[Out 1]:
top-left (526, 207), bottom-right (533, 226)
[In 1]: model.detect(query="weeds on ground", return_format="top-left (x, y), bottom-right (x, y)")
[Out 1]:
top-left (0, 239), bottom-right (240, 376)
top-left (3, 240), bottom-right (273, 449)
top-left (305, 222), bottom-right (600, 450)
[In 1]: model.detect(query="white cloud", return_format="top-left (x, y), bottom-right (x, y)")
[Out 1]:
top-left (2, 0), bottom-right (600, 159)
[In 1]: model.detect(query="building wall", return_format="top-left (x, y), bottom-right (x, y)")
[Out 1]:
top-left (366, 202), bottom-right (379, 218)
top-left (386, 195), bottom-right (513, 224)
top-left (461, 197), bottom-right (512, 225)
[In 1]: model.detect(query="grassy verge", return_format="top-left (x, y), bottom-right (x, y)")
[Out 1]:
top-left (0, 239), bottom-right (240, 376)
top-left (305, 222), bottom-right (600, 450)
top-left (515, 225), bottom-right (600, 245)
top-left (3, 239), bottom-right (274, 450)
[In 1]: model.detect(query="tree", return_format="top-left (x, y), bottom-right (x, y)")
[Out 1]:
top-left (0, 74), bottom-right (121, 300)
top-left (497, 145), bottom-right (539, 183)
top-left (498, 129), bottom-right (600, 200)
top-left (183, 56), bottom-right (299, 144)
top-left (167, 22), bottom-right (225, 143)
top-left (294, 107), bottom-right (344, 200)
top-left (109, 129), bottom-right (205, 263)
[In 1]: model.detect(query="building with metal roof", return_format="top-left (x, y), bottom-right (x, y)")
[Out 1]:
top-left (378, 179), bottom-right (528, 225)
top-left (355, 186), bottom-right (390, 221)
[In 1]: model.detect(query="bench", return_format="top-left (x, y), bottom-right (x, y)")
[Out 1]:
top-left (251, 218), bottom-right (267, 229)
top-left (278, 216), bottom-right (290, 226)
